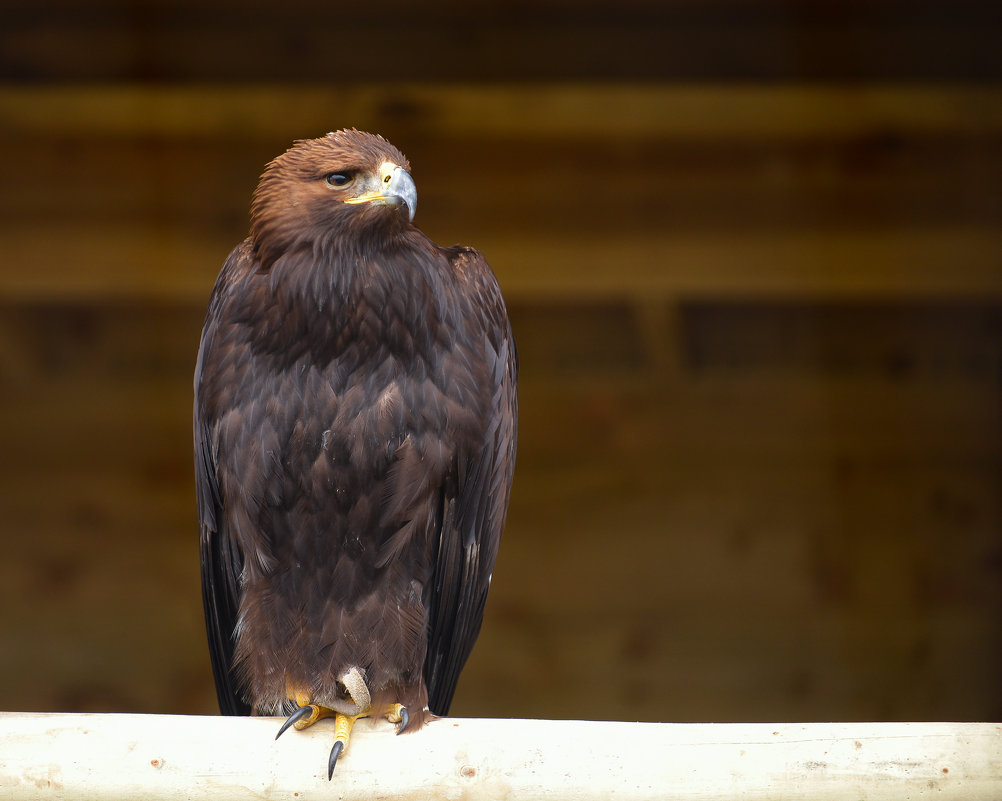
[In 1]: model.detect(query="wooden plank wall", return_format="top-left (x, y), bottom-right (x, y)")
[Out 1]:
top-left (0, 2), bottom-right (1000, 723)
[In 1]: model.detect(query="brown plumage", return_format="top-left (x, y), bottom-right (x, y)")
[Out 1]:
top-left (194, 131), bottom-right (517, 755)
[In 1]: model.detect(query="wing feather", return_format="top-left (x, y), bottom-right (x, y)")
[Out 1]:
top-left (424, 247), bottom-right (518, 715)
top-left (194, 243), bottom-right (253, 717)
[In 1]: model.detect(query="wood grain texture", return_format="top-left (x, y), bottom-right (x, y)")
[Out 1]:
top-left (1, 714), bottom-right (1000, 800)
top-left (1, 85), bottom-right (1000, 302)
top-left (4, 1), bottom-right (1001, 82)
top-left (0, 75), bottom-right (999, 724)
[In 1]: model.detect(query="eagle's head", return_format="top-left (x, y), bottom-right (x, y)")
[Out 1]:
top-left (249, 130), bottom-right (416, 268)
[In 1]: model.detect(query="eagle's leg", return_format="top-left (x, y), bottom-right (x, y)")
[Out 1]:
top-left (324, 676), bottom-right (409, 777)
top-left (277, 670), bottom-right (409, 778)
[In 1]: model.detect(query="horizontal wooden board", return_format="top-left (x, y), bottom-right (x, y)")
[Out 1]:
top-left (4, 1), bottom-right (1001, 82)
top-left (3, 129), bottom-right (1000, 238)
top-left (3, 85), bottom-right (1002, 142)
top-left (680, 301), bottom-right (1002, 379)
top-left (3, 222), bottom-right (1000, 302)
top-left (1, 85), bottom-right (999, 303)
top-left (0, 366), bottom-right (997, 720)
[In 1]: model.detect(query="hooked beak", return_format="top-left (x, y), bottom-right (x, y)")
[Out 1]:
top-left (344, 162), bottom-right (417, 222)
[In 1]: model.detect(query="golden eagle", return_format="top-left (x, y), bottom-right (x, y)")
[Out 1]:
top-left (194, 130), bottom-right (517, 777)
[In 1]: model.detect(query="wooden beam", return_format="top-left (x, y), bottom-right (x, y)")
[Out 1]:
top-left (2, 84), bottom-right (1001, 142)
top-left (0, 714), bottom-right (999, 800)
top-left (2, 6), bottom-right (1002, 84)
top-left (2, 223), bottom-right (1000, 303)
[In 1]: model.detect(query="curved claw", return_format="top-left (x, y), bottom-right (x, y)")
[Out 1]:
top-left (328, 740), bottom-right (344, 780)
top-left (275, 704), bottom-right (314, 740)
top-left (396, 705), bottom-right (409, 734)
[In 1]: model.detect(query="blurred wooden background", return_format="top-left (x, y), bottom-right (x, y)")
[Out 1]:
top-left (1, 1), bottom-right (1000, 723)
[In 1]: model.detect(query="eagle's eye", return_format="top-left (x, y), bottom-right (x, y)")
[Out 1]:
top-left (325, 172), bottom-right (354, 188)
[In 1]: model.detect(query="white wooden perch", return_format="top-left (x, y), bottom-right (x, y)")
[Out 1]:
top-left (0, 714), bottom-right (999, 800)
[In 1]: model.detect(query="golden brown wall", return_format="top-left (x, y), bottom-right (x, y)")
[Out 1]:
top-left (1, 1), bottom-right (1000, 721)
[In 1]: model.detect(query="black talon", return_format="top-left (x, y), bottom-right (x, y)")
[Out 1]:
top-left (275, 704), bottom-right (313, 740)
top-left (396, 706), bottom-right (409, 734)
top-left (328, 740), bottom-right (344, 779)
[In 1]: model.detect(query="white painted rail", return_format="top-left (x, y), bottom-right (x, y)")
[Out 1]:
top-left (0, 714), bottom-right (999, 800)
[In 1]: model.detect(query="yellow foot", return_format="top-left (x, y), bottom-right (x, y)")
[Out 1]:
top-left (274, 701), bottom-right (338, 738)
top-left (276, 679), bottom-right (409, 779)
top-left (275, 685), bottom-right (339, 739)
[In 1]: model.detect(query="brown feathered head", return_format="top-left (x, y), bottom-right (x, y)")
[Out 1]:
top-left (250, 130), bottom-right (416, 269)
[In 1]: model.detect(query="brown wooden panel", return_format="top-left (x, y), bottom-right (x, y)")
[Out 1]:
top-left (2, 85), bottom-right (999, 302)
top-left (3, 1), bottom-right (1001, 82)
top-left (4, 222), bottom-right (1000, 302)
top-left (3, 124), bottom-right (1000, 237)
top-left (0, 68), bottom-right (999, 725)
top-left (4, 85), bottom-right (1001, 142)
top-left (0, 299), bottom-right (998, 720)
top-left (680, 301), bottom-right (1002, 379)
